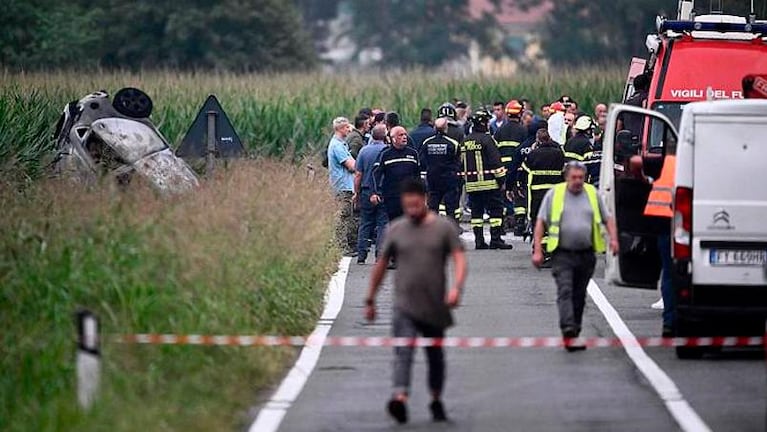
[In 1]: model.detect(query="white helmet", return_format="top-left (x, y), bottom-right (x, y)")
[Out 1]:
top-left (574, 116), bottom-right (593, 132)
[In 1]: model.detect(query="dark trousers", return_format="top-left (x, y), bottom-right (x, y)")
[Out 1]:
top-left (384, 196), bottom-right (403, 221)
top-left (658, 234), bottom-right (675, 327)
top-left (468, 189), bottom-right (504, 228)
top-left (392, 310), bottom-right (445, 395)
top-left (335, 191), bottom-right (358, 252)
top-left (357, 192), bottom-right (388, 259)
top-left (552, 250), bottom-right (597, 334)
top-left (428, 183), bottom-right (460, 222)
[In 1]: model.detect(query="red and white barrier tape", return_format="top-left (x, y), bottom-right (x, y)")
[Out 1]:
top-left (114, 334), bottom-right (767, 349)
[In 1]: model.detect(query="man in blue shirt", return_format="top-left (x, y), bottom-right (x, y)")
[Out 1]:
top-left (354, 124), bottom-right (389, 264)
top-left (328, 116), bottom-right (358, 256)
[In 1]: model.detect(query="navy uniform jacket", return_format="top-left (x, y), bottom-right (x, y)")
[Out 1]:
top-left (419, 132), bottom-right (461, 189)
top-left (373, 146), bottom-right (420, 199)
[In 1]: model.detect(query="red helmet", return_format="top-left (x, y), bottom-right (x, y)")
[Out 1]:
top-left (549, 101), bottom-right (566, 112)
top-left (505, 100), bottom-right (523, 116)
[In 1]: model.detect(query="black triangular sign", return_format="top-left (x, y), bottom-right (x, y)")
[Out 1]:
top-left (176, 95), bottom-right (245, 158)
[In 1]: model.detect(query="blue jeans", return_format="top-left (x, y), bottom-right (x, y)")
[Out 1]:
top-left (357, 192), bottom-right (388, 259)
top-left (658, 234), bottom-right (675, 327)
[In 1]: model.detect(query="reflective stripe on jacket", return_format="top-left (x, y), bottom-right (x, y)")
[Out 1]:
top-left (547, 182), bottom-right (606, 253)
top-left (643, 155), bottom-right (676, 218)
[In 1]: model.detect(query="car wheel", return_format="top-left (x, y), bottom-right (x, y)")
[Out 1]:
top-left (113, 87), bottom-right (153, 118)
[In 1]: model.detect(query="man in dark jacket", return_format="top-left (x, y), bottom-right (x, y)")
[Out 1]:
top-left (373, 126), bottom-right (421, 223)
top-left (519, 129), bottom-right (565, 257)
top-left (461, 109), bottom-right (512, 250)
top-left (409, 108), bottom-right (435, 152)
top-left (347, 114), bottom-right (370, 158)
top-left (564, 116), bottom-right (594, 163)
top-left (494, 100), bottom-right (528, 233)
top-left (420, 118), bottom-right (462, 226)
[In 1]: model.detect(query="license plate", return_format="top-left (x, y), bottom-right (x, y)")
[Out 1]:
top-left (709, 249), bottom-right (767, 266)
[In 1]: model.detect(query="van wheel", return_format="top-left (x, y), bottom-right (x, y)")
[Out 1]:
top-left (675, 346), bottom-right (705, 359)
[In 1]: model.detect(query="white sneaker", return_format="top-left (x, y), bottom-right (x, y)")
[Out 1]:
top-left (651, 298), bottom-right (664, 310)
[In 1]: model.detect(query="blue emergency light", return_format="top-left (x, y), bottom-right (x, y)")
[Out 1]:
top-left (659, 19), bottom-right (767, 34)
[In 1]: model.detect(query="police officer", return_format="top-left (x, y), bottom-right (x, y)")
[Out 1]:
top-left (461, 109), bottom-right (512, 250)
top-left (564, 116), bottom-right (594, 163)
top-left (494, 100), bottom-right (528, 235)
top-left (420, 118), bottom-right (462, 227)
top-left (519, 129), bottom-right (565, 258)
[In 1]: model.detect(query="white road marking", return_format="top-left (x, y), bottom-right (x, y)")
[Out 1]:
top-left (587, 279), bottom-right (711, 432)
top-left (248, 257), bottom-right (351, 432)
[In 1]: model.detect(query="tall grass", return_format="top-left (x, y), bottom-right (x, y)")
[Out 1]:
top-left (0, 68), bottom-right (625, 180)
top-left (0, 161), bottom-right (338, 431)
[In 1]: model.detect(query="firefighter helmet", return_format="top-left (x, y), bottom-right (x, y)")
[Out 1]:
top-left (505, 100), bottom-right (523, 116)
top-left (549, 101), bottom-right (566, 112)
top-left (437, 103), bottom-right (457, 120)
top-left (574, 116), bottom-right (593, 131)
top-left (469, 108), bottom-right (493, 128)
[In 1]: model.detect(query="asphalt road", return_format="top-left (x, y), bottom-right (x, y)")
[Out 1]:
top-left (269, 233), bottom-right (766, 432)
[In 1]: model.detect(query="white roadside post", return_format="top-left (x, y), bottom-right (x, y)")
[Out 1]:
top-left (76, 309), bottom-right (100, 410)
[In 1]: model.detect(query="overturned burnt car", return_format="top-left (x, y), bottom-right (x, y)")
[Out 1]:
top-left (51, 88), bottom-right (198, 193)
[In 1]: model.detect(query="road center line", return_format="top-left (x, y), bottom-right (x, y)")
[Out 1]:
top-left (248, 257), bottom-right (351, 432)
top-left (587, 279), bottom-right (711, 432)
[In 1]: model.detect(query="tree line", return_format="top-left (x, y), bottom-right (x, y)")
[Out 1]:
top-left (2, 0), bottom-right (763, 71)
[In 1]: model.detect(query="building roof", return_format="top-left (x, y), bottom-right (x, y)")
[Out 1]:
top-left (469, 0), bottom-right (552, 25)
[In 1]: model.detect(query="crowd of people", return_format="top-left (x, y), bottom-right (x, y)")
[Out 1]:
top-left (326, 96), bottom-right (610, 265)
top-left (326, 96), bottom-right (623, 424)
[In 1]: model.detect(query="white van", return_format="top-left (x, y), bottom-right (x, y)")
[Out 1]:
top-left (600, 100), bottom-right (767, 358)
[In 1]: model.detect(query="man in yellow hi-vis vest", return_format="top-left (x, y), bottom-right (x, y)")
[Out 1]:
top-left (533, 161), bottom-right (618, 351)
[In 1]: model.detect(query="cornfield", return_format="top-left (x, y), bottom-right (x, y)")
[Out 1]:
top-left (0, 68), bottom-right (625, 181)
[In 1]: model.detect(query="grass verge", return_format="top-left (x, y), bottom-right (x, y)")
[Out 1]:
top-left (0, 160), bottom-right (338, 431)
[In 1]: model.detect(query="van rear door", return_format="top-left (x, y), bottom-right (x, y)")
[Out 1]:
top-left (689, 105), bottom-right (767, 285)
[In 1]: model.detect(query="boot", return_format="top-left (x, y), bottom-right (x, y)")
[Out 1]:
top-left (489, 227), bottom-right (513, 250)
top-left (513, 215), bottom-right (526, 237)
top-left (473, 227), bottom-right (488, 250)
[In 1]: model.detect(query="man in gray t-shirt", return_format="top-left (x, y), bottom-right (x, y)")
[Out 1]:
top-left (533, 162), bottom-right (618, 351)
top-left (365, 178), bottom-right (467, 424)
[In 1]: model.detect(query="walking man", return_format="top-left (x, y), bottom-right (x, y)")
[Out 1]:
top-left (354, 124), bottom-right (389, 264)
top-left (328, 116), bottom-right (358, 256)
top-left (532, 161), bottom-right (618, 350)
top-left (365, 178), bottom-right (467, 424)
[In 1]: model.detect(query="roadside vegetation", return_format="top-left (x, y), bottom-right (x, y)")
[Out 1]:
top-left (0, 68), bottom-right (624, 430)
top-left (0, 69), bottom-right (624, 182)
top-left (0, 161), bottom-right (338, 431)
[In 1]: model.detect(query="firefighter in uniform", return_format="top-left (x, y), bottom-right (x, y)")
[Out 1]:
top-left (420, 117), bottom-right (462, 226)
top-left (564, 116), bottom-right (594, 163)
top-left (641, 154), bottom-right (676, 337)
top-left (494, 100), bottom-right (529, 235)
top-left (520, 129), bottom-right (565, 259)
top-left (461, 109), bottom-right (512, 250)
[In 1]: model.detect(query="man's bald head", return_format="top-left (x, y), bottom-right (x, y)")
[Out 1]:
top-left (434, 117), bottom-right (448, 133)
top-left (390, 126), bottom-right (408, 149)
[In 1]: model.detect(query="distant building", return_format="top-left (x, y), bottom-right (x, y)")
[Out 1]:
top-left (317, 0), bottom-right (553, 74)
top-left (467, 0), bottom-right (553, 75)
